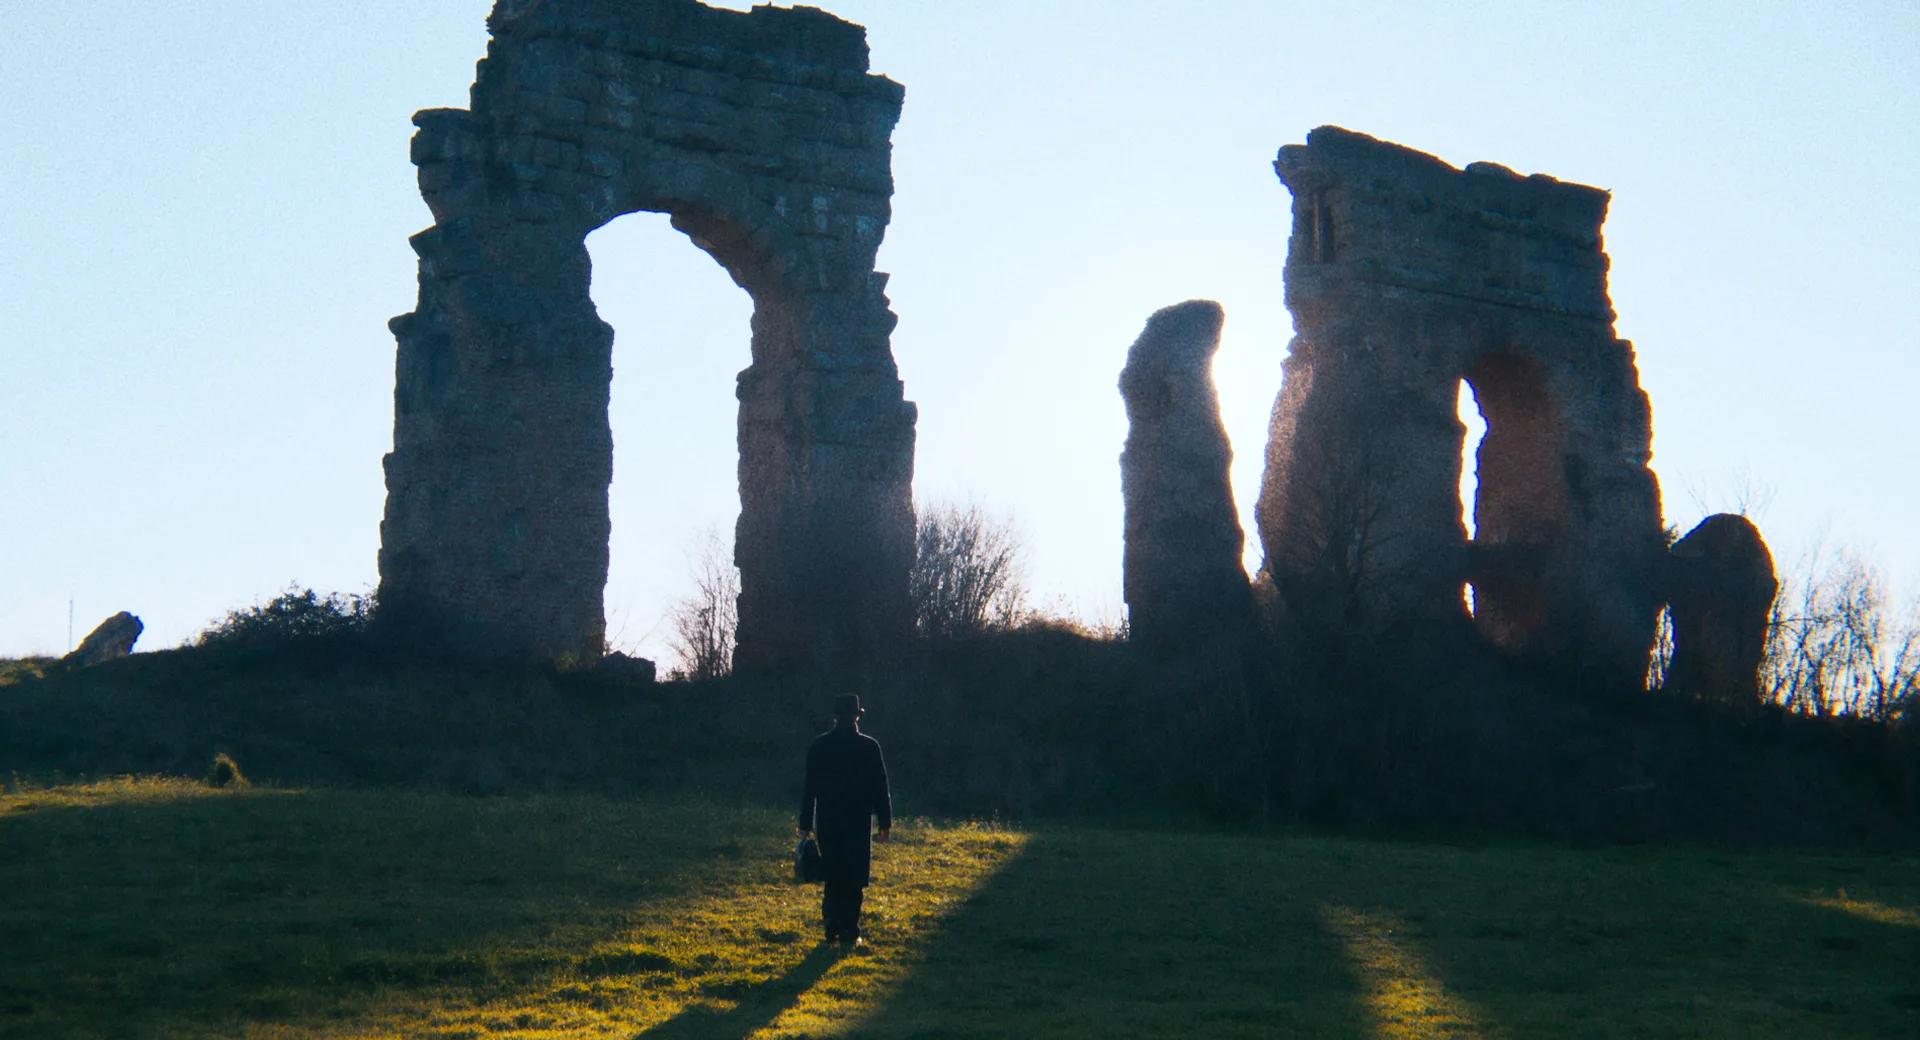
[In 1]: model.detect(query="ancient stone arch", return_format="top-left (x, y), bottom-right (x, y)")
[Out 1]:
top-left (377, 0), bottom-right (917, 670)
top-left (1256, 126), bottom-right (1666, 687)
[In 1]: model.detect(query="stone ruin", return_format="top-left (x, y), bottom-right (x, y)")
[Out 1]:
top-left (1105, 127), bottom-right (1779, 693)
top-left (377, 0), bottom-right (916, 670)
top-left (62, 612), bottom-right (143, 668)
top-left (376, 1), bottom-right (1772, 689)
top-left (1252, 126), bottom-right (1669, 687)
top-left (1119, 301), bottom-right (1256, 650)
top-left (1667, 513), bottom-right (1778, 704)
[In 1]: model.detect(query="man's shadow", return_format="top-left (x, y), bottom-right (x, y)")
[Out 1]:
top-left (634, 942), bottom-right (850, 1040)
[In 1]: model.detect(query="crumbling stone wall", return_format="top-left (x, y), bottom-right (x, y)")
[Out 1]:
top-left (1256, 126), bottom-right (1665, 687)
top-left (1667, 513), bottom-right (1777, 705)
top-left (378, 0), bottom-right (917, 670)
top-left (1119, 301), bottom-right (1254, 650)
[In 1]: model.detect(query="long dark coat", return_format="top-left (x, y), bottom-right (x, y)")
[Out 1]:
top-left (799, 723), bottom-right (891, 886)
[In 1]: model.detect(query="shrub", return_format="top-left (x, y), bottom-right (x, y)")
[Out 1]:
top-left (911, 502), bottom-right (1028, 640)
top-left (205, 752), bottom-right (247, 789)
top-left (193, 586), bottom-right (375, 651)
top-left (0, 657), bottom-right (54, 686)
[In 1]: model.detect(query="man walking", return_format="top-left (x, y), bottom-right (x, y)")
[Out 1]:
top-left (798, 694), bottom-right (891, 945)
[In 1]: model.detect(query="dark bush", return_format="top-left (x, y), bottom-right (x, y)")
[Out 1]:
top-left (193, 586), bottom-right (375, 651)
top-left (205, 752), bottom-right (247, 788)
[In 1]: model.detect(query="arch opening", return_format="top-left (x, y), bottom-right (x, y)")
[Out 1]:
top-left (1457, 379), bottom-right (1486, 615)
top-left (1461, 353), bottom-right (1569, 648)
top-left (587, 211), bottom-right (754, 667)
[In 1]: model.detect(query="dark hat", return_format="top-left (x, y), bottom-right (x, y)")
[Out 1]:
top-left (832, 694), bottom-right (863, 720)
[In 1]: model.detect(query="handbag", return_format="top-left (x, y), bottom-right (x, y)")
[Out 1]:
top-left (794, 835), bottom-right (825, 883)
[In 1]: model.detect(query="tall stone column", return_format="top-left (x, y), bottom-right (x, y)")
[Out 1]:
top-left (1119, 301), bottom-right (1254, 650)
top-left (381, 195), bottom-right (615, 661)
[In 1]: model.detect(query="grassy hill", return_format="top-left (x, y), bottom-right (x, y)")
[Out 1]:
top-left (5, 622), bottom-right (1919, 1037)
top-left (5, 626), bottom-right (1916, 848)
top-left (2, 779), bottom-right (1916, 1038)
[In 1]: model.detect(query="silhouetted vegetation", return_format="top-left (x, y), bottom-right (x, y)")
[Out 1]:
top-left (1762, 543), bottom-right (1920, 721)
top-left (0, 656), bottom-right (53, 686)
top-left (0, 617), bottom-right (1914, 848)
top-left (1, 541), bottom-right (1916, 853)
top-left (908, 502), bottom-right (1027, 641)
top-left (204, 751), bottom-right (247, 789)
top-left (665, 529), bottom-right (739, 681)
top-left (192, 585), bottom-right (376, 651)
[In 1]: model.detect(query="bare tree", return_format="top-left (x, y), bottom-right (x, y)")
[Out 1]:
top-left (911, 502), bottom-right (1028, 640)
top-left (667, 528), bottom-right (739, 681)
top-left (1684, 466), bottom-right (1777, 524)
top-left (1265, 420), bottom-right (1409, 639)
top-left (1762, 542), bottom-right (1920, 720)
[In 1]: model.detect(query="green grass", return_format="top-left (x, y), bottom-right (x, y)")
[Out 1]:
top-left (0, 657), bottom-right (53, 687)
top-left (2, 780), bottom-right (1916, 1038)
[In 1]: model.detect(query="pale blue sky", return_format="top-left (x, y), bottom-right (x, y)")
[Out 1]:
top-left (3, 1), bottom-right (1915, 661)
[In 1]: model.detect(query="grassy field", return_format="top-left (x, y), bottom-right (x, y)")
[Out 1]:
top-left (1, 779), bottom-right (1916, 1039)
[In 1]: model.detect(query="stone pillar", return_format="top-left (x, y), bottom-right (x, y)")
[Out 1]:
top-left (1667, 514), bottom-right (1777, 705)
top-left (381, 196), bottom-right (614, 662)
top-left (1120, 300), bottom-right (1254, 650)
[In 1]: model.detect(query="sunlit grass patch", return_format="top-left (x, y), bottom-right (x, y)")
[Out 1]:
top-left (0, 785), bottom-right (1025, 1039)
top-left (0, 657), bottom-right (54, 687)
top-left (0, 772), bottom-right (254, 810)
top-left (1804, 890), bottom-right (1920, 928)
top-left (756, 823), bottom-right (1027, 1038)
top-left (1322, 904), bottom-right (1492, 1040)
top-left (371, 821), bottom-right (1027, 1040)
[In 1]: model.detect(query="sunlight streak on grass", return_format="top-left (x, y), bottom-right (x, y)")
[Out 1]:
top-left (1322, 904), bottom-right (1495, 1040)
top-left (1805, 891), bottom-right (1920, 928)
top-left (760, 825), bottom-right (1029, 1038)
top-left (0, 774), bottom-right (272, 812)
top-left (352, 821), bottom-right (1029, 1039)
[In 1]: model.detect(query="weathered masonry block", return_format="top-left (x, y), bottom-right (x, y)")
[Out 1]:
top-left (378, 0), bottom-right (917, 670)
top-left (1256, 126), bottom-right (1666, 687)
top-left (1120, 301), bottom-right (1254, 650)
top-left (1666, 513), bottom-right (1777, 705)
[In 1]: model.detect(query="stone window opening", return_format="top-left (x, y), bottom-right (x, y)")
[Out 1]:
top-left (1311, 189), bottom-right (1337, 263)
top-left (1457, 378), bottom-right (1487, 616)
top-left (1459, 352), bottom-right (1571, 647)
